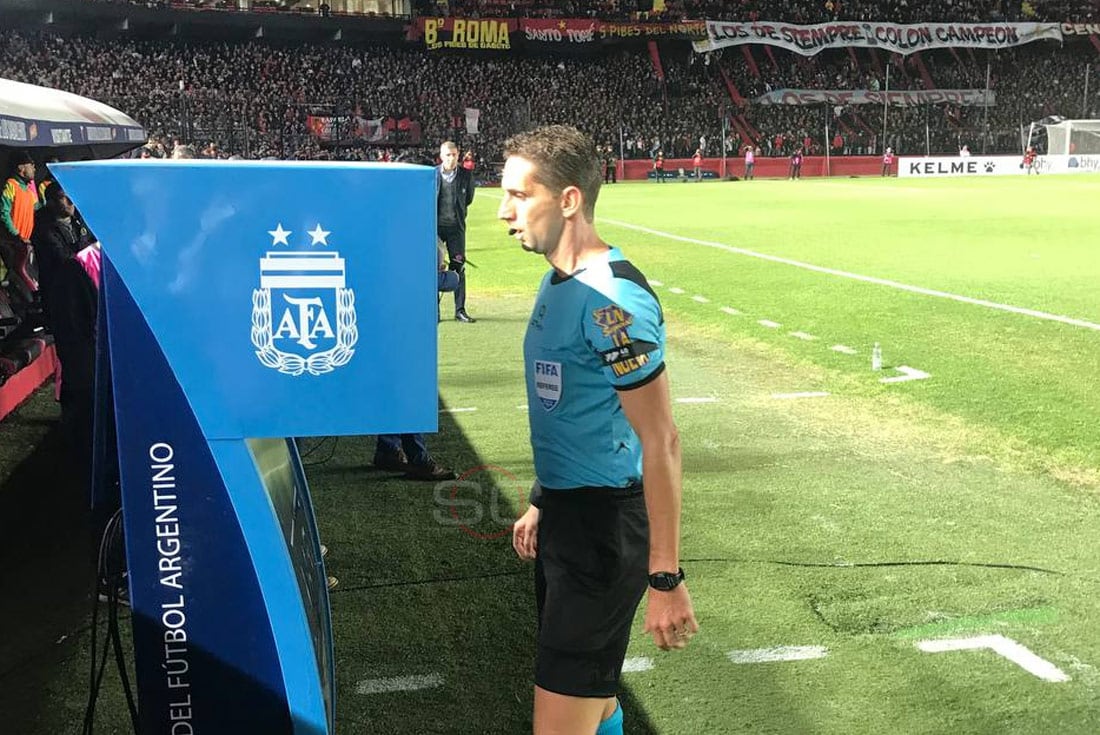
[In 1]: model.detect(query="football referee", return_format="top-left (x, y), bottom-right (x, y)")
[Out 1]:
top-left (499, 125), bottom-right (698, 735)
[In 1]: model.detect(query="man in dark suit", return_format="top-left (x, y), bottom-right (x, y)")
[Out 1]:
top-left (32, 183), bottom-right (94, 316)
top-left (437, 140), bottom-right (476, 322)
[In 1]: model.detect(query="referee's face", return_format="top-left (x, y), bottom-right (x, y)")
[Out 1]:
top-left (498, 155), bottom-right (564, 257)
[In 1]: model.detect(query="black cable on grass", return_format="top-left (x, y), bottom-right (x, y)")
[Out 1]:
top-left (82, 510), bottom-right (139, 735)
top-left (332, 569), bottom-right (529, 593)
top-left (295, 436), bottom-right (325, 458)
top-left (297, 436), bottom-right (340, 467)
top-left (327, 559), bottom-right (1067, 595)
top-left (683, 557), bottom-right (1065, 576)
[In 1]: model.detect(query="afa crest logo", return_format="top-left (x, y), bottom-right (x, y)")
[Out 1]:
top-left (252, 223), bottom-right (358, 376)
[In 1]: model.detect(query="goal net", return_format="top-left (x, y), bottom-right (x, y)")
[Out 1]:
top-left (1044, 119), bottom-right (1100, 155)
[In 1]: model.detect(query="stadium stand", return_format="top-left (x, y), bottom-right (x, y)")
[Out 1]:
top-left (82, 0), bottom-right (1100, 21)
top-left (0, 31), bottom-right (1094, 165)
top-left (0, 0), bottom-right (1096, 402)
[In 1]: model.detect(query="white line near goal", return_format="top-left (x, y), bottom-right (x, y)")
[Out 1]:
top-left (356, 673), bottom-right (444, 695)
top-left (917, 635), bottom-right (1069, 682)
top-left (598, 218), bottom-right (1100, 332)
top-left (728, 646), bottom-right (829, 664)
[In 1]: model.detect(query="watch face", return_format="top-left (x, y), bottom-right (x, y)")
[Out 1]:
top-left (649, 570), bottom-right (683, 590)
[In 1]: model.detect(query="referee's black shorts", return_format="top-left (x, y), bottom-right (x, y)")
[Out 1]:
top-left (534, 484), bottom-right (649, 698)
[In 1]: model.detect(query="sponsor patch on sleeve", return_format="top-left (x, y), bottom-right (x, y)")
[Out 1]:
top-left (598, 340), bottom-right (659, 374)
top-left (591, 304), bottom-right (652, 377)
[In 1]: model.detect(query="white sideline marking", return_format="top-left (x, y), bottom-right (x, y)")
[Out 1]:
top-left (441, 407), bottom-right (477, 413)
top-left (650, 280), bottom-right (664, 287)
top-left (692, 295), bottom-right (710, 303)
top-left (622, 657), bottom-right (654, 673)
top-left (676, 397), bottom-right (719, 404)
top-left (598, 217), bottom-right (1100, 332)
top-left (720, 306), bottom-right (742, 316)
top-left (728, 646), bottom-right (828, 664)
top-left (790, 331), bottom-right (817, 341)
top-left (758, 320), bottom-right (782, 329)
top-left (772, 391), bottom-right (830, 400)
top-left (356, 673), bottom-right (445, 695)
top-left (831, 345), bottom-right (858, 355)
top-left (516, 405), bottom-right (528, 410)
top-left (917, 635), bottom-right (1070, 682)
top-left (880, 366), bottom-right (931, 384)
top-left (668, 287), bottom-right (686, 294)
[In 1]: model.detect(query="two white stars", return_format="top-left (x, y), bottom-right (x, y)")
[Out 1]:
top-left (267, 223), bottom-right (331, 246)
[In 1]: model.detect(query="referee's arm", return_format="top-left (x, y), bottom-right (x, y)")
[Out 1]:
top-left (618, 369), bottom-right (699, 650)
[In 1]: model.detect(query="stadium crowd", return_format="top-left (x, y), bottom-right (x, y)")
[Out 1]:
top-left (2, 7), bottom-right (1097, 165)
top-left (88, 0), bottom-right (1099, 21)
top-left (678, 0), bottom-right (1094, 23)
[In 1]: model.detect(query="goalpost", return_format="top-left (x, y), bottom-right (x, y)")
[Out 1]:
top-left (1041, 119), bottom-right (1100, 155)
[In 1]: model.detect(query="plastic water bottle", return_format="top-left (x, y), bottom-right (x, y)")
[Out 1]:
top-left (871, 342), bottom-right (883, 371)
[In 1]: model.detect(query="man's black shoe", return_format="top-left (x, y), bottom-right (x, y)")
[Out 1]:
top-left (455, 310), bottom-right (477, 323)
top-left (404, 462), bottom-right (458, 482)
top-left (373, 451), bottom-right (410, 472)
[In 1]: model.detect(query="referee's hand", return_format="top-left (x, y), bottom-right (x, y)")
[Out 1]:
top-left (645, 585), bottom-right (699, 651)
top-left (512, 505), bottom-right (540, 561)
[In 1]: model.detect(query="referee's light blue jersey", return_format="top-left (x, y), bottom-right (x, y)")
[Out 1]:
top-left (524, 247), bottom-right (665, 490)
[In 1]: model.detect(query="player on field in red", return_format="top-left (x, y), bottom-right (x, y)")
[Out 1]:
top-left (1022, 146), bottom-right (1039, 175)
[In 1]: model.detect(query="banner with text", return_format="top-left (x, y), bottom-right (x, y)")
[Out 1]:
top-left (1037, 154), bottom-right (1100, 174)
top-left (755, 88), bottom-right (995, 106)
top-left (695, 20), bottom-right (1062, 56)
top-left (900, 154), bottom-right (1100, 177)
top-left (305, 116), bottom-right (417, 144)
top-left (1060, 23), bottom-right (1100, 35)
top-left (899, 155), bottom-right (1026, 177)
top-left (416, 17), bottom-right (519, 51)
top-left (306, 115), bottom-right (350, 142)
top-left (413, 17), bottom-right (706, 49)
top-left (598, 20), bottom-right (706, 40)
top-left (522, 18), bottom-right (597, 44)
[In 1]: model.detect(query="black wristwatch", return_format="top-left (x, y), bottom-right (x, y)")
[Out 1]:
top-left (647, 567), bottom-right (685, 591)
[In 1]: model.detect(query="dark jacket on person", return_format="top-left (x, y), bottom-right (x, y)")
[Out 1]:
top-left (31, 209), bottom-right (83, 307)
top-left (435, 165), bottom-right (475, 232)
top-left (48, 255), bottom-right (97, 397)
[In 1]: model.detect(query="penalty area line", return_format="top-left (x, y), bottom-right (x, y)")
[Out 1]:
top-left (917, 635), bottom-right (1069, 683)
top-left (622, 657), bottom-right (655, 673)
top-left (598, 217), bottom-right (1100, 332)
top-left (356, 673), bottom-right (445, 695)
top-left (728, 646), bottom-right (828, 664)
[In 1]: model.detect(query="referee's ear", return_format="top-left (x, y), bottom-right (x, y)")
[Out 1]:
top-left (560, 185), bottom-right (583, 220)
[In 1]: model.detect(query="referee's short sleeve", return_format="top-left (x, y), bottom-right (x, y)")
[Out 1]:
top-left (583, 284), bottom-right (665, 391)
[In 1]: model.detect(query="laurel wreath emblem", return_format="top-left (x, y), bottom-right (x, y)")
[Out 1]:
top-left (251, 288), bottom-right (358, 376)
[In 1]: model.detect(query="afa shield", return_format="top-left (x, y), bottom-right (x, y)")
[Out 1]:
top-left (254, 247), bottom-right (358, 377)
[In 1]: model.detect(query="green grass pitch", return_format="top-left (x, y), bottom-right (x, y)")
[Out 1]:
top-left (8, 173), bottom-right (1100, 733)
